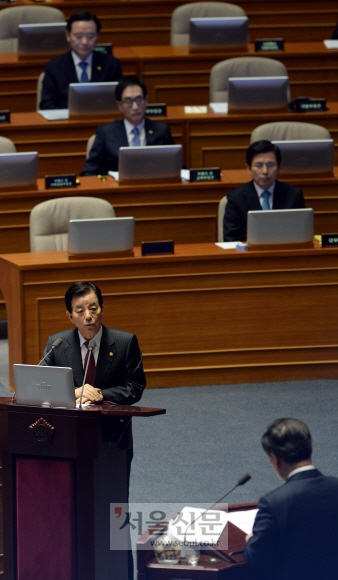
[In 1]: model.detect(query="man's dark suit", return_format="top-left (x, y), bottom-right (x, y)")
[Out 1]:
top-left (42, 324), bottom-right (146, 404)
top-left (39, 50), bottom-right (122, 110)
top-left (81, 117), bottom-right (175, 175)
top-left (244, 469), bottom-right (338, 580)
top-left (223, 180), bottom-right (305, 241)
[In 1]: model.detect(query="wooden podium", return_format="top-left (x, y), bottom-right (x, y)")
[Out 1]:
top-left (0, 398), bottom-right (165, 580)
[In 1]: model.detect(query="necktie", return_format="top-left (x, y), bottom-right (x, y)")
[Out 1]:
top-left (79, 61), bottom-right (89, 82)
top-left (261, 190), bottom-right (271, 210)
top-left (131, 126), bottom-right (140, 147)
top-left (83, 340), bottom-right (96, 385)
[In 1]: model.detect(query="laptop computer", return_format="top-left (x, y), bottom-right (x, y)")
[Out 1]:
top-left (247, 208), bottom-right (314, 246)
top-left (0, 152), bottom-right (38, 188)
top-left (68, 216), bottom-right (135, 255)
top-left (13, 364), bottom-right (75, 408)
top-left (18, 23), bottom-right (68, 58)
top-left (68, 82), bottom-right (119, 117)
top-left (118, 144), bottom-right (182, 182)
top-left (189, 16), bottom-right (248, 51)
top-left (272, 139), bottom-right (334, 175)
top-left (228, 76), bottom-right (289, 112)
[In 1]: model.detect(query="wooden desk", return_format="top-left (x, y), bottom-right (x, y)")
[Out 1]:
top-left (0, 243), bottom-right (337, 390)
top-left (1, 42), bottom-right (338, 111)
top-left (3, 106), bottom-right (338, 176)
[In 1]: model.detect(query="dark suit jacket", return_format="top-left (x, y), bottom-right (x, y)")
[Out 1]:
top-left (223, 180), bottom-right (306, 241)
top-left (39, 50), bottom-right (122, 110)
top-left (244, 469), bottom-right (338, 580)
top-left (42, 324), bottom-right (146, 405)
top-left (80, 117), bottom-right (175, 175)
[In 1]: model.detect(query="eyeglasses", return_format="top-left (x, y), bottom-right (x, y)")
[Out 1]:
top-left (120, 96), bottom-right (145, 107)
top-left (252, 163), bottom-right (277, 170)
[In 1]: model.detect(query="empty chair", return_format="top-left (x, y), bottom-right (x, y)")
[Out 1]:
top-left (250, 121), bottom-right (331, 143)
top-left (0, 136), bottom-right (16, 153)
top-left (170, 2), bottom-right (246, 46)
top-left (30, 196), bottom-right (115, 252)
top-left (217, 195), bottom-right (228, 242)
top-left (0, 6), bottom-right (65, 53)
top-left (209, 56), bottom-right (288, 102)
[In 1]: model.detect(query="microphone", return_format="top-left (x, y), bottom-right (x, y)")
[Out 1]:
top-left (182, 473), bottom-right (252, 543)
top-left (38, 338), bottom-right (63, 365)
top-left (79, 339), bottom-right (96, 409)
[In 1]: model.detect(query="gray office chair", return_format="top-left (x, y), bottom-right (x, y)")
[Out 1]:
top-left (170, 2), bottom-right (246, 46)
top-left (86, 135), bottom-right (96, 159)
top-left (0, 6), bottom-right (65, 53)
top-left (30, 196), bottom-right (115, 252)
top-left (209, 56), bottom-right (288, 102)
top-left (217, 195), bottom-right (228, 242)
top-left (36, 72), bottom-right (45, 111)
top-left (250, 121), bottom-right (331, 143)
top-left (0, 136), bottom-right (16, 153)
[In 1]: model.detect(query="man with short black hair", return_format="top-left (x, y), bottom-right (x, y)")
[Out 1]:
top-left (39, 11), bottom-right (122, 110)
top-left (244, 418), bottom-right (338, 580)
top-left (223, 140), bottom-right (305, 241)
top-left (81, 75), bottom-right (175, 175)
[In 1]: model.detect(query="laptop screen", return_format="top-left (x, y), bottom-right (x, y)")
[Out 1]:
top-left (118, 145), bottom-right (182, 182)
top-left (228, 76), bottom-right (289, 112)
top-left (68, 82), bottom-right (119, 117)
top-left (247, 208), bottom-right (314, 246)
top-left (18, 23), bottom-right (68, 58)
top-left (189, 17), bottom-right (248, 51)
top-left (68, 217), bottom-right (135, 255)
top-left (0, 152), bottom-right (38, 188)
top-left (272, 139), bottom-right (334, 175)
top-left (13, 364), bottom-right (75, 408)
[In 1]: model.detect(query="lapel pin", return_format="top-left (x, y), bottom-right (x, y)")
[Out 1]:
top-left (109, 352), bottom-right (114, 357)
top-left (148, 130), bottom-right (153, 134)
top-left (97, 66), bottom-right (102, 70)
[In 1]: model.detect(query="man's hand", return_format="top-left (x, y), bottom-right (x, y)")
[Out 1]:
top-left (75, 384), bottom-right (103, 404)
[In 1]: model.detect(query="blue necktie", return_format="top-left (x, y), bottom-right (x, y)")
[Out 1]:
top-left (261, 190), bottom-right (271, 210)
top-left (79, 61), bottom-right (88, 82)
top-left (131, 127), bottom-right (140, 147)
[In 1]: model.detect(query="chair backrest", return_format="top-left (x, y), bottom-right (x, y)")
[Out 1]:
top-left (36, 72), bottom-right (45, 110)
top-left (217, 195), bottom-right (228, 242)
top-left (209, 56), bottom-right (288, 102)
top-left (250, 121), bottom-right (331, 143)
top-left (86, 135), bottom-right (96, 159)
top-left (170, 2), bottom-right (246, 46)
top-left (0, 136), bottom-right (16, 154)
top-left (30, 196), bottom-right (115, 252)
top-left (0, 6), bottom-right (65, 53)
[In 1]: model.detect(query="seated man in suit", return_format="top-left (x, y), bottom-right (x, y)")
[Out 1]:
top-left (42, 280), bottom-right (146, 405)
top-left (39, 11), bottom-right (122, 110)
top-left (223, 140), bottom-right (305, 241)
top-left (244, 418), bottom-right (338, 580)
top-left (81, 75), bottom-right (176, 175)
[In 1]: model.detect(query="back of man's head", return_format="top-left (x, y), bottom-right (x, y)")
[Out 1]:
top-left (66, 11), bottom-right (101, 33)
top-left (246, 140), bottom-right (281, 167)
top-left (115, 76), bottom-right (147, 101)
top-left (261, 418), bottom-right (312, 463)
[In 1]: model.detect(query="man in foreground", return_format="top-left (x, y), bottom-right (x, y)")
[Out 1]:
top-left (39, 11), bottom-right (122, 109)
top-left (244, 417), bottom-right (338, 580)
top-left (42, 280), bottom-right (146, 405)
top-left (81, 75), bottom-right (175, 175)
top-left (223, 140), bottom-right (306, 241)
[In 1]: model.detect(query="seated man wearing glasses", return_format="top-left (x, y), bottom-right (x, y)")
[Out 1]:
top-left (81, 75), bottom-right (175, 175)
top-left (223, 140), bottom-right (306, 241)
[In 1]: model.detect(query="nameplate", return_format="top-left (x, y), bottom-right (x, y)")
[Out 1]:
top-left (45, 174), bottom-right (77, 189)
top-left (288, 97), bottom-right (327, 113)
top-left (0, 110), bottom-right (10, 123)
top-left (141, 240), bottom-right (174, 256)
top-left (255, 38), bottom-right (284, 52)
top-left (190, 168), bottom-right (221, 182)
top-left (322, 234), bottom-right (338, 247)
top-left (95, 44), bottom-right (112, 56)
top-left (145, 104), bottom-right (167, 117)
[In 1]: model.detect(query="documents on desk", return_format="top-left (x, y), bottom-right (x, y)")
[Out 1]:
top-left (108, 169), bottom-right (190, 181)
top-left (227, 509), bottom-right (258, 535)
top-left (323, 40), bottom-right (338, 49)
top-left (171, 506), bottom-right (228, 547)
top-left (209, 103), bottom-right (229, 114)
top-left (38, 109), bottom-right (69, 120)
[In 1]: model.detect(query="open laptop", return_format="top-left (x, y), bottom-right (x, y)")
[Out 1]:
top-left (247, 208), bottom-right (314, 246)
top-left (13, 364), bottom-right (75, 408)
top-left (118, 144), bottom-right (182, 182)
top-left (68, 82), bottom-right (119, 117)
top-left (272, 139), bottom-right (334, 175)
top-left (0, 152), bottom-right (38, 188)
top-left (228, 76), bottom-right (289, 112)
top-left (68, 216), bottom-right (135, 255)
top-left (18, 23), bottom-right (68, 58)
top-left (189, 16), bottom-right (248, 51)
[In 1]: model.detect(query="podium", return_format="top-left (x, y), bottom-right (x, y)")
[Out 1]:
top-left (0, 398), bottom-right (165, 580)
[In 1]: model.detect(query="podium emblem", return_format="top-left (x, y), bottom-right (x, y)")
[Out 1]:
top-left (29, 417), bottom-right (55, 446)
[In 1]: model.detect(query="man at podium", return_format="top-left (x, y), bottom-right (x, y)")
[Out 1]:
top-left (244, 418), bottom-right (338, 580)
top-left (42, 280), bottom-right (146, 405)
